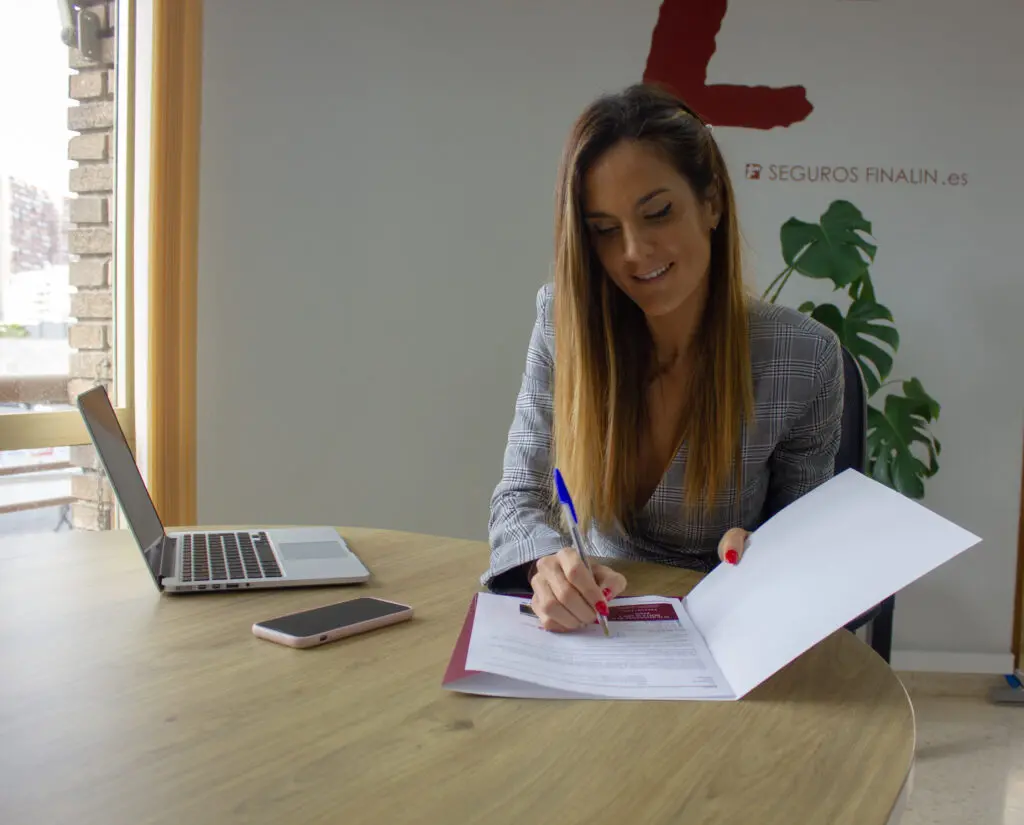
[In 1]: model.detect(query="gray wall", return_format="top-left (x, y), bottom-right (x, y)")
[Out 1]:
top-left (197, 0), bottom-right (1023, 663)
top-left (196, 0), bottom-right (662, 540)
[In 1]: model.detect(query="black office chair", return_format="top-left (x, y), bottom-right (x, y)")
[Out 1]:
top-left (839, 346), bottom-right (895, 663)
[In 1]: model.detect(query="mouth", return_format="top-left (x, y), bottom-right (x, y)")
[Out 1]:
top-left (633, 262), bottom-right (673, 283)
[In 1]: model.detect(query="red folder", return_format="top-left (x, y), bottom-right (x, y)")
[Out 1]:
top-left (442, 593), bottom-right (481, 685)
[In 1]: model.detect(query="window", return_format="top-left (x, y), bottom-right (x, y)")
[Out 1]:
top-left (0, 1), bottom-right (134, 537)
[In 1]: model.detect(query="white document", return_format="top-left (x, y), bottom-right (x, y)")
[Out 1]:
top-left (465, 595), bottom-right (734, 700)
top-left (445, 470), bottom-right (982, 700)
top-left (681, 468), bottom-right (982, 697)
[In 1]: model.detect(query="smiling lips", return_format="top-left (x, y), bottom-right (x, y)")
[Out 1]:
top-left (634, 262), bottom-right (674, 282)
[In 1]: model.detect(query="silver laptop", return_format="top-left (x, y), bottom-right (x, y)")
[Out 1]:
top-left (76, 385), bottom-right (371, 593)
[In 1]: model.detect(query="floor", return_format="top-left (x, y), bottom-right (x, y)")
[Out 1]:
top-left (898, 672), bottom-right (1024, 825)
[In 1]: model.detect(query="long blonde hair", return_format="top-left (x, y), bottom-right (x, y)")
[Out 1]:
top-left (552, 84), bottom-right (753, 530)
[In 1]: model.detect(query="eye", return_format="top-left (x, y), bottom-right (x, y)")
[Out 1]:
top-left (645, 203), bottom-right (673, 220)
top-left (589, 223), bottom-right (619, 237)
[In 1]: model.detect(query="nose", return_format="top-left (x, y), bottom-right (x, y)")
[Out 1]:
top-left (621, 224), bottom-right (649, 264)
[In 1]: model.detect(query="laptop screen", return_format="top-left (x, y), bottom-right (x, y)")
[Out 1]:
top-left (77, 386), bottom-right (166, 585)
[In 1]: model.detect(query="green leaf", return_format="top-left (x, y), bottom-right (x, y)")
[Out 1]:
top-left (858, 276), bottom-right (877, 303)
top-left (779, 219), bottom-right (821, 267)
top-left (844, 298), bottom-right (899, 393)
top-left (847, 275), bottom-right (878, 304)
top-left (808, 303), bottom-right (844, 339)
top-left (780, 201), bottom-right (877, 288)
top-left (808, 298), bottom-right (899, 395)
top-left (902, 376), bottom-right (940, 420)
top-left (797, 301), bottom-right (816, 313)
top-left (866, 379), bottom-right (941, 500)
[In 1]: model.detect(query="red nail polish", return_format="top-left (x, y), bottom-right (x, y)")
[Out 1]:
top-left (602, 588), bottom-right (612, 598)
top-left (725, 549), bottom-right (739, 565)
top-left (596, 601), bottom-right (609, 617)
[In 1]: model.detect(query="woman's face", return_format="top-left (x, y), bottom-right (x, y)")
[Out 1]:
top-left (582, 139), bottom-right (719, 320)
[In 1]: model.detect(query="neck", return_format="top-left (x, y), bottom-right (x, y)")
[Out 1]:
top-left (646, 280), bottom-right (709, 369)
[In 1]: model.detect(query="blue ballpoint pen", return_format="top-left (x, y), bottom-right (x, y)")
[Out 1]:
top-left (553, 468), bottom-right (610, 637)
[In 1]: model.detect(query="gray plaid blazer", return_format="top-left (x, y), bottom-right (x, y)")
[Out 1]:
top-left (483, 283), bottom-right (843, 588)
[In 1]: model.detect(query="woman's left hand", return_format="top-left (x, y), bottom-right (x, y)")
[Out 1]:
top-left (718, 527), bottom-right (750, 565)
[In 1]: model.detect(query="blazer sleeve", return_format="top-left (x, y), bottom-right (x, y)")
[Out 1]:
top-left (761, 330), bottom-right (844, 521)
top-left (482, 285), bottom-right (570, 588)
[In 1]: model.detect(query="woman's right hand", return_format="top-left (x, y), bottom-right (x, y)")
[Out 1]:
top-left (529, 548), bottom-right (628, 632)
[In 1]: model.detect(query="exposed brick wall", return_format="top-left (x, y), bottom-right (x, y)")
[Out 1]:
top-left (67, 0), bottom-right (117, 530)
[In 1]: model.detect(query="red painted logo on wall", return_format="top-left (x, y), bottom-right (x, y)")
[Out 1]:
top-left (644, 0), bottom-right (813, 130)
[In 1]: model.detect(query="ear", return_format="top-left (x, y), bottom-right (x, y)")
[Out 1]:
top-left (702, 184), bottom-right (723, 231)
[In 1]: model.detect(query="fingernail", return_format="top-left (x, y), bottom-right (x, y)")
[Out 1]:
top-left (725, 549), bottom-right (739, 565)
top-left (602, 588), bottom-right (612, 598)
top-left (596, 601), bottom-right (609, 616)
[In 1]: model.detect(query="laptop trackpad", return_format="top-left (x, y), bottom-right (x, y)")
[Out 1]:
top-left (277, 541), bottom-right (344, 561)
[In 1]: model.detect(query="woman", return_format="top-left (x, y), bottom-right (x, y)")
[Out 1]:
top-left (484, 84), bottom-right (843, 632)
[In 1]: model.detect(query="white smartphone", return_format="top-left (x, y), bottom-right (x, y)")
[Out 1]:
top-left (252, 597), bottom-right (413, 649)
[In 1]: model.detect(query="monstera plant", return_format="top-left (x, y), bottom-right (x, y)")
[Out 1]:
top-left (763, 199), bottom-right (941, 500)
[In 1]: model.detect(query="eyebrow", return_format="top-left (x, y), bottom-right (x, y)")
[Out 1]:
top-left (584, 188), bottom-right (670, 219)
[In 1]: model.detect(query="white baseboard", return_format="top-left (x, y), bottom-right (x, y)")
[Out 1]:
top-left (890, 649), bottom-right (1015, 674)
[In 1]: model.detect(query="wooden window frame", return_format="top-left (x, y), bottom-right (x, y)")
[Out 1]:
top-left (0, 1), bottom-right (137, 454)
top-left (0, 0), bottom-right (201, 530)
top-left (147, 0), bottom-right (201, 526)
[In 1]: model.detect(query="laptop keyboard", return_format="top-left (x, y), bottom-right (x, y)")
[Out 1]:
top-left (180, 531), bottom-right (282, 583)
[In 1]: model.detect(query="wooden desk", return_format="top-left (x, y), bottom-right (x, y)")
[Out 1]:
top-left (0, 528), bottom-right (914, 825)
